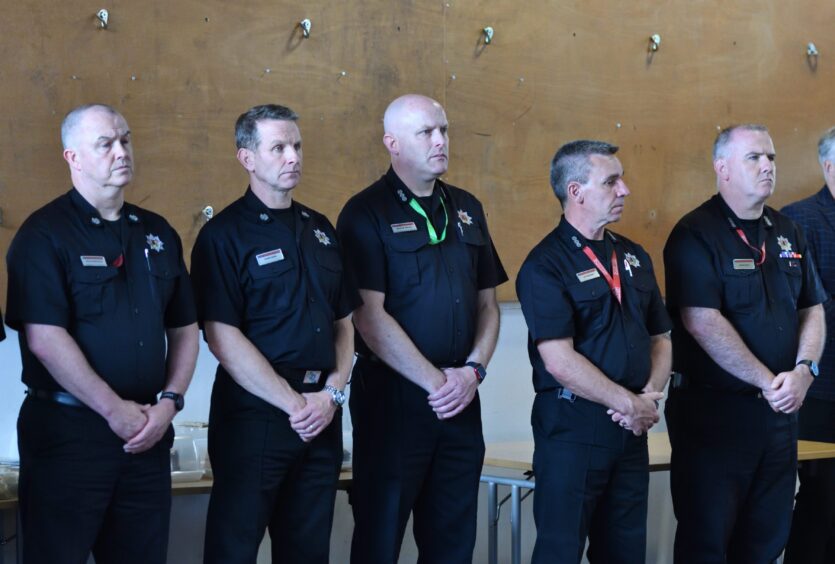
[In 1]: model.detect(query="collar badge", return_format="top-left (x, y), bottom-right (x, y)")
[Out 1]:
top-left (91, 217), bottom-right (101, 225)
top-left (259, 213), bottom-right (270, 222)
top-left (128, 213), bottom-right (139, 223)
top-left (397, 189), bottom-right (408, 202)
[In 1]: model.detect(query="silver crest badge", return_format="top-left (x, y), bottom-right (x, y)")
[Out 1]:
top-left (146, 234), bottom-right (164, 252)
top-left (314, 229), bottom-right (332, 246)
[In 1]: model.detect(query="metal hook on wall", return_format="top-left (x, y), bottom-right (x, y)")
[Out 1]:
top-left (96, 9), bottom-right (109, 29)
top-left (648, 34), bottom-right (661, 52)
top-left (807, 42), bottom-right (819, 57)
top-left (482, 26), bottom-right (494, 45)
top-left (299, 19), bottom-right (312, 38)
top-left (202, 206), bottom-right (214, 221)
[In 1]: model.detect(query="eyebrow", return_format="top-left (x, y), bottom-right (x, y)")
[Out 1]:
top-left (95, 130), bottom-right (131, 143)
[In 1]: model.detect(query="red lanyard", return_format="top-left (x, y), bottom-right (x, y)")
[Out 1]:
top-left (582, 247), bottom-right (622, 304)
top-left (734, 228), bottom-right (766, 266)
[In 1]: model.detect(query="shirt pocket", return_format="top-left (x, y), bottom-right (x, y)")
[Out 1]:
top-left (385, 232), bottom-right (428, 290)
top-left (630, 271), bottom-right (657, 312)
top-left (457, 221), bottom-right (487, 282)
top-left (777, 258), bottom-right (803, 304)
top-left (721, 263), bottom-right (763, 313)
top-left (245, 257), bottom-right (295, 314)
top-left (566, 278), bottom-right (609, 336)
top-left (147, 255), bottom-right (183, 312)
top-left (70, 266), bottom-right (119, 318)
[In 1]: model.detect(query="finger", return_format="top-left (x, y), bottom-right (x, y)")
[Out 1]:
top-left (428, 382), bottom-right (456, 402)
top-left (438, 402), bottom-right (467, 420)
top-left (428, 391), bottom-right (461, 409)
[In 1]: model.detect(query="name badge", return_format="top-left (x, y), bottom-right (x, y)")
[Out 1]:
top-left (733, 258), bottom-right (756, 270)
top-left (576, 268), bottom-right (600, 282)
top-left (256, 249), bottom-right (284, 266)
top-left (303, 370), bottom-right (321, 384)
top-left (391, 222), bottom-right (418, 233)
top-left (80, 255), bottom-right (107, 267)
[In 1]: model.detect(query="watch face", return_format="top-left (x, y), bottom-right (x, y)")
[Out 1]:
top-left (334, 390), bottom-right (346, 406)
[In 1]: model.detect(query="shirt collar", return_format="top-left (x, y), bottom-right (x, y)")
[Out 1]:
top-left (385, 167), bottom-right (448, 210)
top-left (713, 194), bottom-right (774, 230)
top-left (69, 187), bottom-right (142, 227)
top-left (240, 186), bottom-right (311, 224)
top-left (556, 215), bottom-right (618, 251)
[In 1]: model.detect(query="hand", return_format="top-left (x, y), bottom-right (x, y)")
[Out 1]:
top-left (427, 366), bottom-right (479, 420)
top-left (607, 391), bottom-right (664, 436)
top-left (105, 399), bottom-right (150, 442)
top-left (289, 391), bottom-right (337, 442)
top-left (763, 366), bottom-right (813, 414)
top-left (123, 401), bottom-right (177, 454)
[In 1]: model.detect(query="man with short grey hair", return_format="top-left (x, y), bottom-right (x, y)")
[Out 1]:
top-left (6, 103), bottom-right (199, 564)
top-left (780, 126), bottom-right (835, 563)
top-left (664, 124), bottom-right (826, 561)
top-left (518, 139), bottom-right (671, 563)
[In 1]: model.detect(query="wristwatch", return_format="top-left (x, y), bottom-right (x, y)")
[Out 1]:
top-left (324, 385), bottom-right (346, 407)
top-left (160, 391), bottom-right (185, 411)
top-left (465, 361), bottom-right (487, 384)
top-left (796, 359), bottom-right (820, 378)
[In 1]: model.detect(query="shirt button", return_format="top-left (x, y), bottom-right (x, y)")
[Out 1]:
top-left (315, 327), bottom-right (321, 333)
top-left (309, 297), bottom-right (316, 303)
top-left (448, 267), bottom-right (454, 274)
top-left (457, 330), bottom-right (462, 336)
top-left (134, 308), bottom-right (139, 314)
top-left (778, 326), bottom-right (783, 331)
top-left (139, 341), bottom-right (144, 347)
top-left (455, 298), bottom-right (460, 304)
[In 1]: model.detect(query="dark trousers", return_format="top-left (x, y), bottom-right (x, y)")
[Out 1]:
top-left (17, 395), bottom-right (173, 564)
top-left (784, 396), bottom-right (835, 564)
top-left (530, 393), bottom-right (649, 564)
top-left (666, 388), bottom-right (797, 564)
top-left (203, 411), bottom-right (342, 564)
top-left (349, 359), bottom-right (485, 564)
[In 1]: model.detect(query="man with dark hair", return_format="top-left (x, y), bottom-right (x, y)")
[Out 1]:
top-left (5, 103), bottom-right (199, 564)
top-left (517, 139), bottom-right (671, 563)
top-left (191, 103), bottom-right (359, 564)
top-left (664, 124), bottom-right (826, 561)
top-left (780, 125), bottom-right (835, 564)
top-left (337, 94), bottom-right (507, 563)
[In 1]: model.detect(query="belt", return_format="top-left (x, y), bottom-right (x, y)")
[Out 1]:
top-left (26, 387), bottom-right (87, 409)
top-left (671, 373), bottom-right (763, 398)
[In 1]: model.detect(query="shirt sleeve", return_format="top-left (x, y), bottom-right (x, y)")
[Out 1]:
top-left (5, 221), bottom-right (72, 331)
top-left (190, 224), bottom-right (245, 329)
top-left (639, 251), bottom-right (674, 335)
top-left (336, 198), bottom-right (387, 293)
top-left (163, 227), bottom-right (198, 329)
top-left (516, 253), bottom-right (576, 342)
top-left (474, 201), bottom-right (509, 290)
top-left (663, 222), bottom-right (724, 310)
top-left (795, 225), bottom-right (828, 309)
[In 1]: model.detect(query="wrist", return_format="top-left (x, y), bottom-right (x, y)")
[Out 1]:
top-left (465, 361), bottom-right (487, 384)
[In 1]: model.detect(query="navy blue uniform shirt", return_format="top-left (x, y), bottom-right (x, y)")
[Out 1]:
top-left (782, 186), bottom-right (835, 400)
top-left (665, 194), bottom-right (827, 393)
top-left (5, 188), bottom-right (196, 402)
top-left (190, 188), bottom-right (359, 376)
top-left (337, 167), bottom-right (507, 367)
top-left (517, 217), bottom-right (672, 394)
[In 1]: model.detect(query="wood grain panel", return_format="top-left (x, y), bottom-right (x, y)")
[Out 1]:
top-left (1, 1), bottom-right (834, 304)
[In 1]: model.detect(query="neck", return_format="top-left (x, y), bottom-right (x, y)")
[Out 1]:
top-left (74, 182), bottom-right (124, 221)
top-left (252, 183), bottom-right (293, 209)
top-left (719, 192), bottom-right (764, 220)
top-left (391, 163), bottom-right (436, 197)
top-left (565, 211), bottom-right (607, 241)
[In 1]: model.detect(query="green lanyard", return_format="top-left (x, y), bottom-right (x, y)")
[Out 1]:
top-left (408, 197), bottom-right (448, 245)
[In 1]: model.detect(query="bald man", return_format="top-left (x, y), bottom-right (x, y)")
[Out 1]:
top-left (5, 104), bottom-right (198, 564)
top-left (337, 94), bottom-right (508, 563)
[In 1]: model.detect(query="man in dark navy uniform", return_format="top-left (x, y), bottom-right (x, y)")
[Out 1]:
top-left (664, 124), bottom-right (826, 562)
top-left (781, 126), bottom-right (835, 564)
top-left (191, 104), bottom-right (359, 564)
top-left (337, 94), bottom-right (507, 564)
top-left (5, 104), bottom-right (199, 564)
top-left (517, 140), bottom-right (672, 563)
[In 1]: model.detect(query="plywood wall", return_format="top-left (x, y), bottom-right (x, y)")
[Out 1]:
top-left (1, 0), bottom-right (834, 301)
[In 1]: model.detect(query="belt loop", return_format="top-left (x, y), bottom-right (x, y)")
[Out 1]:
top-left (556, 387), bottom-right (576, 403)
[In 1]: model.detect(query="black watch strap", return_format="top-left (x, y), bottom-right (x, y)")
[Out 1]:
top-left (465, 361), bottom-right (487, 384)
top-left (160, 391), bottom-right (184, 411)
